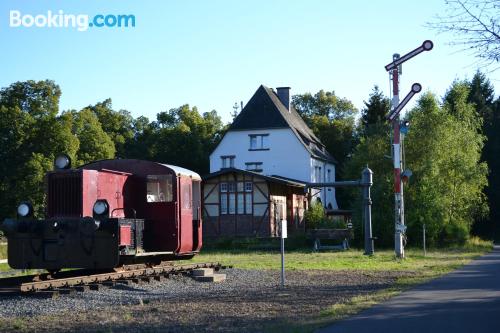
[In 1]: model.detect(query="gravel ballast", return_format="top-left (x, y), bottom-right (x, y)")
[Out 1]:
top-left (0, 268), bottom-right (409, 332)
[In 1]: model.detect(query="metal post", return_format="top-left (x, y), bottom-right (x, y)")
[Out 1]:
top-left (279, 218), bottom-right (287, 288)
top-left (423, 224), bottom-right (426, 256)
top-left (362, 167), bottom-right (374, 255)
top-left (392, 54), bottom-right (405, 259)
top-left (280, 230), bottom-right (285, 287)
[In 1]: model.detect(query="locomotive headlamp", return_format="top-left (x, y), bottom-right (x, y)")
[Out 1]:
top-left (93, 200), bottom-right (109, 218)
top-left (54, 154), bottom-right (72, 170)
top-left (17, 202), bottom-right (33, 218)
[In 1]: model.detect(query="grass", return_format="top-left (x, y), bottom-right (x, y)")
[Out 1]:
top-left (190, 237), bottom-right (493, 332)
top-left (0, 242), bottom-right (6, 260)
top-left (191, 240), bottom-right (491, 273)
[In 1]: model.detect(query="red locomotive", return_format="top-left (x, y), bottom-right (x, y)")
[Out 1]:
top-left (0, 155), bottom-right (202, 270)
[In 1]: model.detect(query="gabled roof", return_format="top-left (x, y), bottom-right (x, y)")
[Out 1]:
top-left (230, 85), bottom-right (337, 164)
top-left (203, 168), bottom-right (306, 188)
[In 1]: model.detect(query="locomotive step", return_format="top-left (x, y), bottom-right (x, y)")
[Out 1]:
top-left (194, 273), bottom-right (226, 283)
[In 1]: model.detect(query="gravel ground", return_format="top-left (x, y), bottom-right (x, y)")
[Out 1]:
top-left (0, 268), bottom-right (410, 332)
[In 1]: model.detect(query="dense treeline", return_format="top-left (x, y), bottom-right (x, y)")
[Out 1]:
top-left (0, 74), bottom-right (498, 246)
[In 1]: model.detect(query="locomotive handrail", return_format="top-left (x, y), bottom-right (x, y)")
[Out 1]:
top-left (111, 207), bottom-right (137, 219)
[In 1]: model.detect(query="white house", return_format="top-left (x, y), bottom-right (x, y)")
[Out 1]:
top-left (209, 85), bottom-right (338, 210)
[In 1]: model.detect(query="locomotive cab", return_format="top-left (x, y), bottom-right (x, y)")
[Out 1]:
top-left (0, 156), bottom-right (202, 270)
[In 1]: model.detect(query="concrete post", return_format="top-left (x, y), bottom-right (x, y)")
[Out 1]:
top-left (362, 167), bottom-right (374, 255)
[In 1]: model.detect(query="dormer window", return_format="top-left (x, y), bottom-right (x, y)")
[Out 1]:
top-left (249, 134), bottom-right (269, 151)
top-left (221, 155), bottom-right (235, 169)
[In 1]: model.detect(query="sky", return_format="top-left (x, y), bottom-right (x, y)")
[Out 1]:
top-left (0, 0), bottom-right (499, 123)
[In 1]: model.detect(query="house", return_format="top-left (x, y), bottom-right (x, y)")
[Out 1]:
top-left (203, 85), bottom-right (338, 238)
top-left (202, 168), bottom-right (307, 237)
top-left (210, 85), bottom-right (338, 208)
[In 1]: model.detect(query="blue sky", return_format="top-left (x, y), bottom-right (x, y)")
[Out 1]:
top-left (1, 1), bottom-right (498, 123)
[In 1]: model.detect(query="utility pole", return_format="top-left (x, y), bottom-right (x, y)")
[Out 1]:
top-left (385, 40), bottom-right (433, 258)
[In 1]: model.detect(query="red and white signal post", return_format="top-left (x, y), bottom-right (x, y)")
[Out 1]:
top-left (385, 40), bottom-right (433, 258)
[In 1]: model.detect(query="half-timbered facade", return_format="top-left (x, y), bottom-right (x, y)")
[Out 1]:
top-left (202, 168), bottom-right (307, 238)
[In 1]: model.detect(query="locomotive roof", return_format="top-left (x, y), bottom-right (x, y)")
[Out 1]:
top-left (79, 159), bottom-right (201, 180)
top-left (160, 164), bottom-right (202, 180)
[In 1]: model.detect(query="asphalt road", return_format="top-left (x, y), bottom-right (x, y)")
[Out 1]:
top-left (317, 245), bottom-right (500, 333)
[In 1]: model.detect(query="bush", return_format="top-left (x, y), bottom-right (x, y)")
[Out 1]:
top-left (304, 202), bottom-right (326, 229)
top-left (440, 221), bottom-right (469, 246)
top-left (304, 202), bottom-right (347, 229)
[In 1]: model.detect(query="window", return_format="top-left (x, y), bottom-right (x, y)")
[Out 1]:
top-left (146, 175), bottom-right (173, 203)
top-left (228, 193), bottom-right (236, 214)
top-left (245, 162), bottom-right (263, 172)
top-left (245, 193), bottom-right (252, 213)
top-left (249, 134), bottom-right (269, 150)
top-left (327, 169), bottom-right (332, 182)
top-left (221, 195), bottom-right (228, 214)
top-left (237, 193), bottom-right (244, 214)
top-left (244, 182), bottom-right (253, 192)
top-left (219, 181), bottom-right (253, 215)
top-left (314, 166), bottom-right (323, 183)
top-left (182, 182), bottom-right (191, 209)
top-left (221, 155), bottom-right (235, 169)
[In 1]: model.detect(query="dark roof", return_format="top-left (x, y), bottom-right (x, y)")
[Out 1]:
top-left (203, 168), bottom-right (306, 188)
top-left (230, 85), bottom-right (337, 164)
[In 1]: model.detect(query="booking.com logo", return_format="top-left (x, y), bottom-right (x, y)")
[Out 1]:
top-left (9, 10), bottom-right (136, 31)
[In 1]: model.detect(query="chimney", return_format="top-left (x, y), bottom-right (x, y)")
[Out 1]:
top-left (276, 87), bottom-right (291, 112)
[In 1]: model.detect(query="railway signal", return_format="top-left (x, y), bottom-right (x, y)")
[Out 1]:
top-left (384, 40), bottom-right (433, 259)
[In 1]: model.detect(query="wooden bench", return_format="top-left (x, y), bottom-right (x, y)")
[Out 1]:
top-left (307, 229), bottom-right (354, 251)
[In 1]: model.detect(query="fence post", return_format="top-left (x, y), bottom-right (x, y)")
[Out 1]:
top-left (423, 223), bottom-right (426, 256)
top-left (362, 167), bottom-right (374, 255)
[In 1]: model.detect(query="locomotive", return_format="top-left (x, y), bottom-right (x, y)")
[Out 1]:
top-left (0, 155), bottom-right (202, 270)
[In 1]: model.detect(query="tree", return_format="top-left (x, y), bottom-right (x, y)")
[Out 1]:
top-left (292, 90), bottom-right (358, 173)
top-left (86, 99), bottom-right (135, 158)
top-left (61, 109), bottom-right (116, 165)
top-left (0, 80), bottom-right (61, 118)
top-left (360, 86), bottom-right (391, 136)
top-left (487, 100), bottom-right (500, 240)
top-left (468, 71), bottom-right (495, 122)
top-left (405, 89), bottom-right (487, 246)
top-left (343, 122), bottom-right (394, 247)
top-left (0, 81), bottom-right (78, 218)
top-left (346, 87), bottom-right (487, 247)
top-left (466, 71), bottom-right (499, 239)
top-left (292, 90), bottom-right (357, 120)
top-left (428, 0), bottom-right (500, 69)
top-left (138, 105), bottom-right (224, 174)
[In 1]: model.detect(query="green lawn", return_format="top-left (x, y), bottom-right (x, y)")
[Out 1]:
top-left (191, 238), bottom-right (491, 274)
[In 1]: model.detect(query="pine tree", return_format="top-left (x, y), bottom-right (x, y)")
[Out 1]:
top-left (360, 86), bottom-right (391, 136)
top-left (467, 71), bottom-right (499, 240)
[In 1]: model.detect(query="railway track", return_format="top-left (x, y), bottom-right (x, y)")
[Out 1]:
top-left (0, 261), bottom-right (225, 297)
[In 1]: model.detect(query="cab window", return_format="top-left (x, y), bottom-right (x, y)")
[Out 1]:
top-left (146, 175), bottom-right (173, 203)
